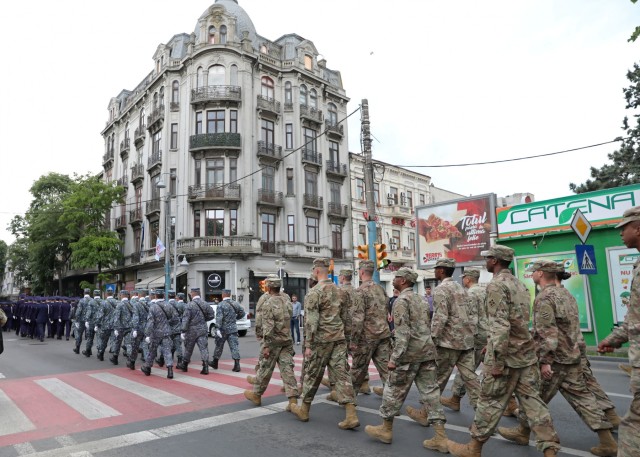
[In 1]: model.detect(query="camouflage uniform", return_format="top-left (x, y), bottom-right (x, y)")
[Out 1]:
top-left (379, 281), bottom-right (445, 423)
top-left (82, 293), bottom-right (102, 354)
top-left (73, 293), bottom-right (91, 352)
top-left (431, 277), bottom-right (480, 405)
top-left (470, 268), bottom-right (560, 453)
top-left (95, 294), bottom-right (117, 358)
top-left (213, 298), bottom-right (242, 360)
top-left (252, 293), bottom-right (298, 398)
top-left (143, 299), bottom-right (176, 369)
top-left (181, 295), bottom-right (210, 365)
top-left (254, 286), bottom-right (290, 371)
top-left (300, 278), bottom-right (355, 405)
top-left (111, 294), bottom-right (134, 362)
top-left (129, 297), bottom-right (150, 365)
top-left (451, 281), bottom-right (487, 398)
top-left (168, 296), bottom-right (185, 362)
top-left (352, 278), bottom-right (391, 391)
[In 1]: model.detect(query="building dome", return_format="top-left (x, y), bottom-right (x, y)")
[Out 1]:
top-left (196, 0), bottom-right (258, 46)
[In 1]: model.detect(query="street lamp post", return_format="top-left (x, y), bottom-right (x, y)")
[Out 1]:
top-left (275, 258), bottom-right (286, 290)
top-left (157, 179), bottom-right (171, 294)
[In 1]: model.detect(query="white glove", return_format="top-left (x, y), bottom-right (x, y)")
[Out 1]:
top-left (216, 330), bottom-right (222, 338)
top-left (180, 333), bottom-right (186, 341)
top-left (114, 329), bottom-right (119, 336)
top-left (85, 322), bottom-right (89, 329)
top-left (75, 322), bottom-right (79, 328)
top-left (58, 319), bottom-right (62, 322)
top-left (132, 330), bottom-right (138, 338)
top-left (94, 326), bottom-right (98, 332)
top-left (145, 336), bottom-right (151, 344)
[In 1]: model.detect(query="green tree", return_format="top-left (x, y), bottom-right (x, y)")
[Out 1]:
top-left (570, 62), bottom-right (640, 193)
top-left (0, 240), bottom-right (7, 285)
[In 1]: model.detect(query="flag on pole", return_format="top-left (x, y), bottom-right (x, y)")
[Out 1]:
top-left (140, 221), bottom-right (145, 253)
top-left (155, 238), bottom-right (165, 261)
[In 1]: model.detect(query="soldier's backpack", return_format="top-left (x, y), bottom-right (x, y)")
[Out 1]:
top-left (229, 300), bottom-right (245, 320)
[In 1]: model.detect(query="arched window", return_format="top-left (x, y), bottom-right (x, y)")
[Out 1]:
top-left (125, 122), bottom-right (129, 140)
top-left (220, 25), bottom-right (227, 44)
top-left (197, 67), bottom-right (204, 88)
top-left (153, 92), bottom-right (158, 109)
top-left (208, 25), bottom-right (216, 44)
top-left (285, 81), bottom-right (292, 104)
top-left (159, 87), bottom-right (164, 107)
top-left (208, 65), bottom-right (225, 86)
top-left (230, 65), bottom-right (238, 86)
top-left (304, 55), bottom-right (313, 70)
top-left (309, 89), bottom-right (317, 109)
top-left (261, 76), bottom-right (274, 99)
top-left (260, 44), bottom-right (268, 54)
top-left (140, 108), bottom-right (145, 128)
top-left (299, 84), bottom-right (307, 106)
top-left (172, 80), bottom-right (179, 103)
top-left (328, 103), bottom-right (338, 126)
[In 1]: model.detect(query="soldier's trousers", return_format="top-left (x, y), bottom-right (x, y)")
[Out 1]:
top-left (171, 334), bottom-right (183, 360)
top-left (618, 367), bottom-right (640, 457)
top-left (379, 360), bottom-right (446, 423)
top-left (253, 342), bottom-right (298, 398)
top-left (84, 327), bottom-right (95, 352)
top-left (112, 329), bottom-right (130, 357)
top-left (470, 364), bottom-right (560, 453)
top-left (301, 340), bottom-right (355, 405)
top-left (436, 346), bottom-right (480, 406)
top-left (516, 362), bottom-right (611, 432)
top-left (213, 331), bottom-right (240, 360)
top-left (130, 332), bottom-right (149, 363)
top-left (580, 354), bottom-right (616, 412)
top-left (145, 336), bottom-right (173, 368)
top-left (350, 338), bottom-right (391, 390)
top-left (74, 324), bottom-right (86, 348)
top-left (96, 328), bottom-right (113, 354)
top-left (183, 334), bottom-right (209, 362)
top-left (451, 347), bottom-right (484, 398)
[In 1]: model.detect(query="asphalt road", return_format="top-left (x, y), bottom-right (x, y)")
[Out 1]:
top-left (0, 329), bottom-right (633, 457)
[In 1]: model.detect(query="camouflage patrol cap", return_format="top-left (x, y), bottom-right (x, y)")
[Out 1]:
top-left (139, 289), bottom-right (149, 295)
top-left (155, 289), bottom-right (165, 297)
top-left (93, 289), bottom-right (101, 296)
top-left (266, 277), bottom-right (282, 287)
top-left (83, 288), bottom-right (91, 294)
top-left (480, 245), bottom-right (514, 262)
top-left (339, 269), bottom-right (353, 276)
top-left (119, 290), bottom-right (130, 296)
top-left (434, 258), bottom-right (455, 268)
top-left (168, 290), bottom-right (176, 298)
top-left (177, 292), bottom-right (186, 299)
top-left (394, 267), bottom-right (418, 284)
top-left (359, 260), bottom-right (375, 271)
top-left (312, 257), bottom-right (331, 268)
top-left (190, 287), bottom-right (200, 292)
top-left (526, 259), bottom-right (561, 273)
top-left (462, 268), bottom-right (481, 279)
top-left (615, 205), bottom-right (640, 228)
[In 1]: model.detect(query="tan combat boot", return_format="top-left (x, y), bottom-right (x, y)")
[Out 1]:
top-left (338, 403), bottom-right (360, 429)
top-left (405, 405), bottom-right (429, 427)
top-left (285, 397), bottom-right (298, 412)
top-left (447, 437), bottom-right (484, 457)
top-left (372, 386), bottom-right (384, 396)
top-left (441, 394), bottom-right (461, 411)
top-left (590, 429), bottom-right (618, 456)
top-left (326, 390), bottom-right (338, 402)
top-left (365, 418), bottom-right (393, 444)
top-left (604, 408), bottom-right (621, 429)
top-left (543, 448), bottom-right (558, 457)
top-left (359, 380), bottom-right (371, 394)
top-left (243, 390), bottom-right (261, 406)
top-left (246, 375), bottom-right (256, 384)
top-left (503, 396), bottom-right (519, 417)
top-left (321, 377), bottom-right (331, 388)
top-left (423, 423), bottom-right (449, 453)
top-left (497, 424), bottom-right (531, 445)
top-left (291, 401), bottom-right (311, 422)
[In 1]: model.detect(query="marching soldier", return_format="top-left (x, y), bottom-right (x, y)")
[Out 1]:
top-left (73, 289), bottom-right (91, 354)
top-left (128, 289), bottom-right (151, 369)
top-left (95, 288), bottom-right (118, 361)
top-left (167, 291), bottom-right (185, 368)
top-left (111, 290), bottom-right (133, 365)
top-left (141, 289), bottom-right (176, 379)
top-left (210, 289), bottom-right (244, 372)
top-left (179, 287), bottom-right (211, 375)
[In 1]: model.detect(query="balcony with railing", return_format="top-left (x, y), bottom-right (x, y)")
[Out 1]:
top-left (177, 236), bottom-right (261, 255)
top-left (325, 160), bottom-right (347, 179)
top-left (300, 105), bottom-right (323, 124)
top-left (147, 150), bottom-right (162, 172)
top-left (256, 141), bottom-right (282, 163)
top-left (114, 214), bottom-right (127, 231)
top-left (147, 105), bottom-right (165, 130)
top-left (189, 133), bottom-right (241, 152)
top-left (331, 248), bottom-right (347, 259)
top-left (130, 163), bottom-right (144, 184)
top-left (145, 198), bottom-right (161, 216)
top-left (115, 175), bottom-right (128, 188)
top-left (129, 207), bottom-right (143, 225)
top-left (327, 202), bottom-right (348, 219)
top-left (187, 183), bottom-right (241, 202)
top-left (170, 102), bottom-right (180, 112)
top-left (301, 149), bottom-right (322, 168)
top-left (303, 193), bottom-right (323, 211)
top-left (257, 95), bottom-right (281, 116)
top-left (120, 138), bottom-right (130, 158)
top-left (261, 241), bottom-right (276, 254)
top-left (277, 242), bottom-right (330, 258)
top-left (134, 126), bottom-right (145, 146)
top-left (257, 189), bottom-right (283, 207)
top-left (191, 85), bottom-right (241, 104)
top-left (325, 122), bottom-right (344, 138)
top-left (102, 149), bottom-right (114, 167)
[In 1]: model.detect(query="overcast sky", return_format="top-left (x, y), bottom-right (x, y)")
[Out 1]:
top-left (0, 0), bottom-right (637, 245)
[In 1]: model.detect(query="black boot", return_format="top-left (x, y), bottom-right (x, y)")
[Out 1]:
top-left (177, 356), bottom-right (183, 367)
top-left (233, 359), bottom-right (241, 372)
top-left (127, 359), bottom-right (135, 370)
top-left (180, 360), bottom-right (189, 372)
top-left (201, 361), bottom-right (209, 375)
top-left (73, 345), bottom-right (80, 354)
top-left (209, 358), bottom-right (219, 369)
top-left (140, 365), bottom-right (151, 376)
top-left (109, 355), bottom-right (118, 365)
top-left (97, 352), bottom-right (104, 361)
top-left (167, 366), bottom-right (174, 379)
top-left (156, 357), bottom-right (165, 367)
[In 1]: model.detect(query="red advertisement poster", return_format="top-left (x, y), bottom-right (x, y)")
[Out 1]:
top-left (416, 194), bottom-right (496, 267)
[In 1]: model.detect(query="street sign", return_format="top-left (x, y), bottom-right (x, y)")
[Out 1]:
top-left (570, 209), bottom-right (592, 244)
top-left (576, 244), bottom-right (597, 274)
top-left (207, 273), bottom-right (222, 288)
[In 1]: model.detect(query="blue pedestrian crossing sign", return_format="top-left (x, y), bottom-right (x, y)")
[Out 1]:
top-left (575, 244), bottom-right (597, 274)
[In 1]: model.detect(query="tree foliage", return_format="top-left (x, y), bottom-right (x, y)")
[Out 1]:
top-left (0, 240), bottom-right (7, 284)
top-left (570, 62), bottom-right (640, 193)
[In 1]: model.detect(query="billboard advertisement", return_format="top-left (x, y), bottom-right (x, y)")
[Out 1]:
top-left (606, 247), bottom-right (640, 324)
top-left (513, 251), bottom-right (592, 331)
top-left (416, 194), bottom-right (496, 268)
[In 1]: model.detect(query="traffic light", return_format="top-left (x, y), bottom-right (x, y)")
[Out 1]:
top-left (357, 244), bottom-right (369, 260)
top-left (375, 243), bottom-right (388, 269)
top-left (259, 279), bottom-right (268, 293)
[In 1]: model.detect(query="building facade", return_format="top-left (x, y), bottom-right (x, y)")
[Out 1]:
top-left (101, 0), bottom-right (352, 312)
top-left (348, 153), bottom-right (464, 293)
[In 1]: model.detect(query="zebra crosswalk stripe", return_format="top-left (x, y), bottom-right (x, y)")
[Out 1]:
top-left (34, 378), bottom-right (121, 420)
top-left (0, 388), bottom-right (36, 437)
top-left (89, 373), bottom-right (190, 406)
top-left (148, 370), bottom-right (244, 395)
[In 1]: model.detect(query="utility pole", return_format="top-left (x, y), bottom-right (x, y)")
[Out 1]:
top-left (361, 99), bottom-right (380, 284)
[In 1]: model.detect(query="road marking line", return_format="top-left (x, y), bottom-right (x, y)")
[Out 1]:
top-left (189, 363), bottom-right (284, 386)
top-left (0, 373), bottom-right (6, 379)
top-left (69, 452), bottom-right (93, 457)
top-left (606, 391), bottom-right (633, 399)
top-left (149, 370), bottom-right (244, 395)
top-left (34, 378), bottom-right (121, 420)
top-left (19, 402), bottom-right (287, 457)
top-left (89, 373), bottom-right (189, 406)
top-left (14, 442), bottom-right (36, 455)
top-left (0, 388), bottom-right (36, 436)
top-left (218, 360), bottom-right (378, 377)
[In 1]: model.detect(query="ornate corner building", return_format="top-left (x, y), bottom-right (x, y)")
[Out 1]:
top-left (100, 0), bottom-right (352, 311)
